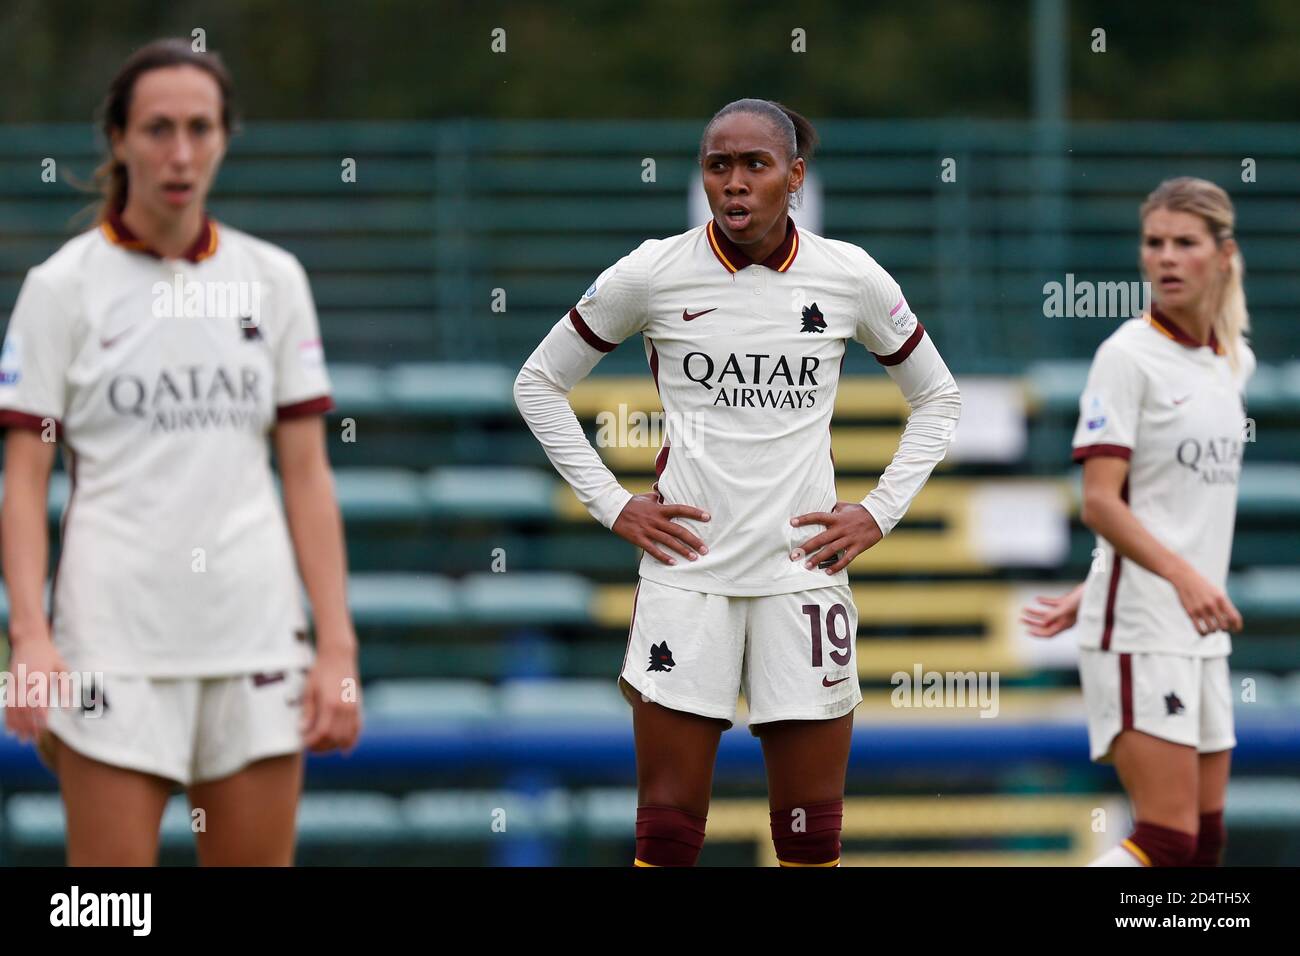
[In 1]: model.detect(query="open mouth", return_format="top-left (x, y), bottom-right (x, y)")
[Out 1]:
top-left (1159, 276), bottom-right (1184, 290)
top-left (162, 182), bottom-right (194, 203)
top-left (723, 204), bottom-right (751, 229)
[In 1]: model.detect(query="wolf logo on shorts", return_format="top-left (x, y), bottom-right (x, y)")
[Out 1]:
top-left (647, 642), bottom-right (676, 672)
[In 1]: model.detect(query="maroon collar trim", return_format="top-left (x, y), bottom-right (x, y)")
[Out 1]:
top-left (707, 216), bottom-right (799, 274)
top-left (101, 206), bottom-right (219, 263)
top-left (1149, 305), bottom-right (1223, 355)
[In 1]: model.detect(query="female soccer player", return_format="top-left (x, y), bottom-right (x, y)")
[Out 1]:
top-left (1022, 177), bottom-right (1251, 867)
top-left (515, 99), bottom-right (962, 866)
top-left (0, 39), bottom-right (361, 865)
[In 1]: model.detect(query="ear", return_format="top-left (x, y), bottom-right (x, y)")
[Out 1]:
top-left (1219, 236), bottom-right (1238, 271)
top-left (788, 157), bottom-right (806, 194)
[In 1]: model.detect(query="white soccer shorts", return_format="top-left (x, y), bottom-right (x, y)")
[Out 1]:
top-left (1079, 649), bottom-right (1236, 763)
top-left (40, 669), bottom-right (307, 786)
top-left (619, 577), bottom-right (862, 731)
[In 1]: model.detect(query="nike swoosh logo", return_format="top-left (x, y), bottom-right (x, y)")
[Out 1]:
top-left (682, 308), bottom-right (717, 322)
top-left (1172, 395), bottom-right (1192, 405)
top-left (99, 327), bottom-right (137, 349)
top-left (822, 675), bottom-right (852, 687)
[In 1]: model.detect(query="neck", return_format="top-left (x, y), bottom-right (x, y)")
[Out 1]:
top-left (736, 214), bottom-right (789, 264)
top-left (120, 200), bottom-right (205, 260)
top-left (1156, 300), bottom-right (1215, 346)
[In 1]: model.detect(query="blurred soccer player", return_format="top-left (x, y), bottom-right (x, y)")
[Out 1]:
top-left (1022, 178), bottom-right (1251, 867)
top-left (0, 39), bottom-right (361, 865)
top-left (515, 99), bottom-right (962, 866)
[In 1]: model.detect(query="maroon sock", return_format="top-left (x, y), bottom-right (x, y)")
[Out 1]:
top-left (770, 799), bottom-right (843, 866)
top-left (1192, 810), bottom-right (1226, 866)
top-left (635, 806), bottom-right (707, 867)
top-left (1126, 821), bottom-right (1197, 867)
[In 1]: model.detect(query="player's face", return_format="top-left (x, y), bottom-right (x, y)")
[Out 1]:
top-left (701, 113), bottom-right (804, 247)
top-left (112, 65), bottom-right (227, 218)
top-left (1140, 207), bottom-right (1234, 314)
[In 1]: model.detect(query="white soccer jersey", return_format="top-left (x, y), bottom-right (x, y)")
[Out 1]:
top-left (515, 217), bottom-right (962, 596)
top-left (0, 210), bottom-right (333, 676)
top-left (1072, 308), bottom-right (1254, 657)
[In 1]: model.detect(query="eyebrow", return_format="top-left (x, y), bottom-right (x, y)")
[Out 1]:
top-left (704, 149), bottom-right (777, 162)
top-left (139, 113), bottom-right (216, 124)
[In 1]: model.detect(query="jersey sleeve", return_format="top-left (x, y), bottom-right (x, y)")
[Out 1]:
top-left (564, 244), bottom-right (651, 353)
top-left (0, 270), bottom-right (75, 434)
top-left (852, 258), bottom-right (926, 366)
top-left (1071, 339), bottom-right (1145, 462)
top-left (273, 255), bottom-right (335, 420)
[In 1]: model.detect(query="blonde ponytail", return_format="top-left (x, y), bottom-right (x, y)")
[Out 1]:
top-left (1214, 247), bottom-right (1249, 371)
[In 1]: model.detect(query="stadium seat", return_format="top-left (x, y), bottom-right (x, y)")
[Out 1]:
top-left (295, 793), bottom-right (407, 843)
top-left (423, 467), bottom-right (555, 519)
top-left (347, 573), bottom-right (458, 627)
top-left (364, 679), bottom-right (497, 721)
top-left (325, 362), bottom-right (391, 415)
top-left (334, 468), bottom-right (427, 521)
top-left (402, 789), bottom-right (572, 837)
top-left (3, 793), bottom-right (61, 848)
top-left (1225, 779), bottom-right (1300, 826)
top-left (388, 363), bottom-right (516, 415)
top-left (458, 572), bottom-right (593, 625)
top-left (498, 678), bottom-right (626, 721)
top-left (1230, 568), bottom-right (1300, 617)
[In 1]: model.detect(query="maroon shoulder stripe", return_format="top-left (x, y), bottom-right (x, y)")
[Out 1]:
top-left (569, 307), bottom-right (617, 353)
top-left (872, 321), bottom-right (925, 367)
top-left (276, 395), bottom-right (335, 420)
top-left (1073, 443), bottom-right (1132, 462)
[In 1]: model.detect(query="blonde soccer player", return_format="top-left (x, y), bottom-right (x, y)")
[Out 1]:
top-left (0, 39), bottom-right (361, 865)
top-left (1022, 177), bottom-right (1252, 867)
top-left (515, 98), bottom-right (962, 867)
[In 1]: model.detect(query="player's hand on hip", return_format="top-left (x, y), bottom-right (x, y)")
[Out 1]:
top-left (1169, 563), bottom-right (1244, 636)
top-left (1020, 582), bottom-right (1086, 638)
top-left (3, 633), bottom-right (69, 745)
top-left (612, 492), bottom-right (709, 565)
top-left (790, 501), bottom-right (883, 574)
top-left (301, 647), bottom-right (363, 754)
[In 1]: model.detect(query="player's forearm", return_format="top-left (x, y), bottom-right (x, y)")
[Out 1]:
top-left (513, 324), bottom-right (634, 529)
top-left (861, 337), bottom-right (962, 535)
top-left (0, 484), bottom-right (52, 649)
top-left (1082, 494), bottom-right (1189, 584)
top-left (280, 464), bottom-right (357, 656)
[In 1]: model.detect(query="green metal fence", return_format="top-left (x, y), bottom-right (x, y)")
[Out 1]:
top-left (2, 120), bottom-right (1297, 371)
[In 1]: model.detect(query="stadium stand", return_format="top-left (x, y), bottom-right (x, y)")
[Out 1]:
top-left (1, 120), bottom-right (1298, 864)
